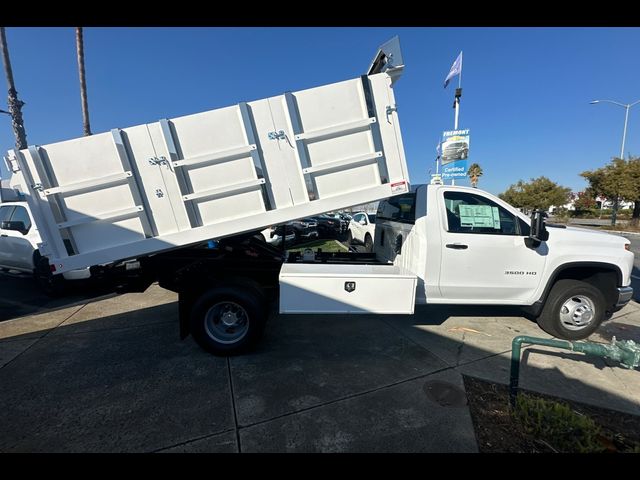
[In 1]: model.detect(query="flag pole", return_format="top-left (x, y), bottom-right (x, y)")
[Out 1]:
top-left (452, 52), bottom-right (463, 185)
top-left (454, 51), bottom-right (462, 130)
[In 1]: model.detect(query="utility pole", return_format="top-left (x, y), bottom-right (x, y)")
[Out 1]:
top-left (76, 27), bottom-right (91, 136)
top-left (0, 27), bottom-right (28, 150)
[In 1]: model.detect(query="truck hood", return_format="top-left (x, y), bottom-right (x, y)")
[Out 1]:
top-left (547, 225), bottom-right (630, 249)
top-left (546, 225), bottom-right (635, 286)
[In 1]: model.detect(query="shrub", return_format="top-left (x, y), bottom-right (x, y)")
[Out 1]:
top-left (513, 394), bottom-right (605, 453)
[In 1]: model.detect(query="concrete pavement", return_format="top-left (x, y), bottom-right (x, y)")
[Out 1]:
top-left (0, 280), bottom-right (639, 452)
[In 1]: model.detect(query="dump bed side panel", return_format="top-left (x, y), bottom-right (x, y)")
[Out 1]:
top-left (12, 70), bottom-right (410, 273)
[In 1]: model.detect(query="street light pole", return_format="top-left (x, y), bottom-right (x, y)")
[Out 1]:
top-left (590, 99), bottom-right (640, 159)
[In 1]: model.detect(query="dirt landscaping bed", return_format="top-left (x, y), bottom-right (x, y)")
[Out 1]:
top-left (463, 375), bottom-right (640, 453)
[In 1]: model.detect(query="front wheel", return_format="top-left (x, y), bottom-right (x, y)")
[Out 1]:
top-left (536, 279), bottom-right (606, 340)
top-left (189, 286), bottom-right (267, 356)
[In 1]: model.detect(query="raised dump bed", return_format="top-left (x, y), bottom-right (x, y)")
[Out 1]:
top-left (5, 39), bottom-right (410, 274)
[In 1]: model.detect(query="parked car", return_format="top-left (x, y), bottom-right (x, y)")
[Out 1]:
top-left (442, 141), bottom-right (469, 163)
top-left (0, 201), bottom-right (90, 295)
top-left (288, 218), bottom-right (319, 243)
top-left (260, 225), bottom-right (295, 247)
top-left (310, 214), bottom-right (344, 239)
top-left (347, 212), bottom-right (376, 251)
top-left (332, 213), bottom-right (351, 234)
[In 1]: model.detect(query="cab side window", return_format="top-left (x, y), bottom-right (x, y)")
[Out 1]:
top-left (10, 206), bottom-right (32, 233)
top-left (444, 191), bottom-right (519, 235)
top-left (377, 193), bottom-right (416, 224)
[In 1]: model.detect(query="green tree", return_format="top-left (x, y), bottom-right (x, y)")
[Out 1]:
top-left (627, 158), bottom-right (640, 226)
top-left (499, 180), bottom-right (527, 209)
top-left (499, 177), bottom-right (571, 212)
top-left (581, 158), bottom-right (639, 226)
top-left (467, 163), bottom-right (483, 188)
top-left (573, 191), bottom-right (597, 212)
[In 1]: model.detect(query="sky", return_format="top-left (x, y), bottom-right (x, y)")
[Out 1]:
top-left (1, 27), bottom-right (639, 196)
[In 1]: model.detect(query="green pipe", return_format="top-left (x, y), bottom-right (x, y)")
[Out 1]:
top-left (509, 335), bottom-right (640, 407)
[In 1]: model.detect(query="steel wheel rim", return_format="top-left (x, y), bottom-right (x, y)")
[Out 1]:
top-left (204, 301), bottom-right (249, 344)
top-left (559, 295), bottom-right (596, 331)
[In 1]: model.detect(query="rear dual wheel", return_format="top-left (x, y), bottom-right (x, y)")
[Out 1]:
top-left (190, 286), bottom-right (267, 356)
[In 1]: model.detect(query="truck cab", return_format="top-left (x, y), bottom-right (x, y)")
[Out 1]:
top-left (372, 183), bottom-right (634, 339)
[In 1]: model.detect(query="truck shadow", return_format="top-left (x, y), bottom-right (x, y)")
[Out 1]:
top-left (0, 270), bottom-right (117, 322)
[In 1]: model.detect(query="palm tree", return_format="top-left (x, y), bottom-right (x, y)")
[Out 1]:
top-left (467, 163), bottom-right (483, 188)
top-left (76, 27), bottom-right (91, 136)
top-left (0, 27), bottom-right (28, 149)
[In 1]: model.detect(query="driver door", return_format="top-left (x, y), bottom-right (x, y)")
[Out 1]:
top-left (438, 190), bottom-right (547, 303)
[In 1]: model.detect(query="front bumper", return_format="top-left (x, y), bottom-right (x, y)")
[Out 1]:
top-left (616, 286), bottom-right (634, 308)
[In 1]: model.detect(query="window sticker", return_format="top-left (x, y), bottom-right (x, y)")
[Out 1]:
top-left (458, 204), bottom-right (501, 229)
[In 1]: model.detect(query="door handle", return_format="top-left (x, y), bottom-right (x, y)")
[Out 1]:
top-left (446, 243), bottom-right (468, 249)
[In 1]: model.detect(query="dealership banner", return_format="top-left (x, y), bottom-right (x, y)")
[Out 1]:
top-left (440, 129), bottom-right (470, 179)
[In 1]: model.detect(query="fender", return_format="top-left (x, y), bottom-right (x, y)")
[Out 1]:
top-left (524, 261), bottom-right (623, 317)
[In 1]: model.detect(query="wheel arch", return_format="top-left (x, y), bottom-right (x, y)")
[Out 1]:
top-left (528, 262), bottom-right (622, 316)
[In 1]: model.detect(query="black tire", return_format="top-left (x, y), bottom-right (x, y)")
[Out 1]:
top-left (33, 255), bottom-right (67, 297)
top-left (536, 279), bottom-right (606, 340)
top-left (364, 233), bottom-right (373, 252)
top-left (346, 230), bottom-right (353, 246)
top-left (189, 286), bottom-right (267, 356)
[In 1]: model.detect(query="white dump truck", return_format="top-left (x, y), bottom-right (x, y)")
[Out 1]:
top-left (3, 38), bottom-right (634, 355)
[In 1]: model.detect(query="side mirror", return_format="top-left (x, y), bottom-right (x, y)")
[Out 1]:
top-left (1, 220), bottom-right (28, 235)
top-left (359, 219), bottom-right (367, 225)
top-left (525, 209), bottom-right (548, 249)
